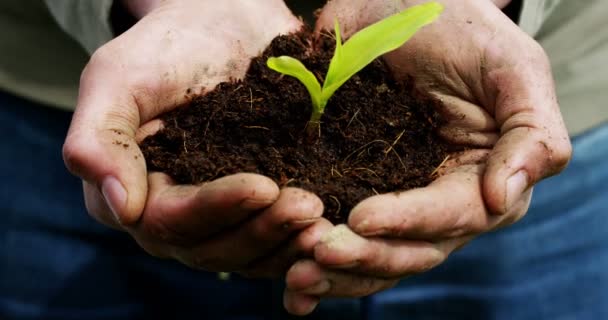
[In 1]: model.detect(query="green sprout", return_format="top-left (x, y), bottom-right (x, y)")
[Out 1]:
top-left (267, 2), bottom-right (444, 136)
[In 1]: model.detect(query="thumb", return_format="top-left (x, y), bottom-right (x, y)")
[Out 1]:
top-left (63, 52), bottom-right (149, 226)
top-left (313, 0), bottom-right (368, 38)
top-left (483, 42), bottom-right (572, 215)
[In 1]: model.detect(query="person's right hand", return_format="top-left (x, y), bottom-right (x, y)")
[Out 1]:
top-left (282, 0), bottom-right (572, 314)
top-left (63, 0), bottom-right (325, 277)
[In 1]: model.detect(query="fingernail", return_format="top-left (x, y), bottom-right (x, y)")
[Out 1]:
top-left (101, 176), bottom-right (127, 224)
top-left (302, 301), bottom-right (319, 316)
top-left (352, 218), bottom-right (388, 237)
top-left (284, 291), bottom-right (319, 316)
top-left (283, 218), bottom-right (321, 230)
top-left (505, 170), bottom-right (529, 212)
top-left (351, 219), bottom-right (372, 234)
top-left (300, 280), bottom-right (330, 295)
top-left (239, 197), bottom-right (276, 210)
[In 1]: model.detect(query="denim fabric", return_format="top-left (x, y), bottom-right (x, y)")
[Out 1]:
top-left (1, 90), bottom-right (607, 320)
top-left (366, 124), bottom-right (608, 320)
top-left (0, 92), bottom-right (280, 320)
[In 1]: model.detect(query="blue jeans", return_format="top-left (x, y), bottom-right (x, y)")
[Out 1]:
top-left (1, 90), bottom-right (607, 320)
top-left (367, 124), bottom-right (608, 319)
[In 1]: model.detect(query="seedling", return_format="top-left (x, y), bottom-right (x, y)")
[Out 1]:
top-left (267, 2), bottom-right (444, 137)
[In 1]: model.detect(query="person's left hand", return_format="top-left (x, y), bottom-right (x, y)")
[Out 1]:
top-left (63, 0), bottom-right (330, 278)
top-left (282, 0), bottom-right (572, 315)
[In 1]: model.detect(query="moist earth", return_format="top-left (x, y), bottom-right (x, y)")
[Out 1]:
top-left (140, 30), bottom-right (451, 224)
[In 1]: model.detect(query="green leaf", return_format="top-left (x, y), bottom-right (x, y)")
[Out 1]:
top-left (321, 2), bottom-right (444, 105)
top-left (267, 56), bottom-right (323, 112)
top-left (265, 1), bottom-right (443, 131)
top-left (334, 18), bottom-right (344, 60)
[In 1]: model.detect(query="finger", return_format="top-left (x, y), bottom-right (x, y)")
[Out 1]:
top-left (484, 126), bottom-right (570, 215)
top-left (283, 289), bottom-right (319, 316)
top-left (170, 188), bottom-right (324, 271)
top-left (348, 164), bottom-right (501, 240)
top-left (482, 35), bottom-right (572, 215)
top-left (438, 126), bottom-right (498, 147)
top-left (240, 218), bottom-right (334, 279)
top-left (433, 93), bottom-right (500, 147)
top-left (286, 260), bottom-right (398, 298)
top-left (313, 225), bottom-right (447, 278)
top-left (314, 0), bottom-right (389, 39)
top-left (136, 119), bottom-right (164, 144)
top-left (83, 181), bottom-right (123, 231)
top-left (135, 173), bottom-right (280, 247)
top-left (62, 49), bottom-right (173, 226)
top-left (432, 92), bottom-right (498, 133)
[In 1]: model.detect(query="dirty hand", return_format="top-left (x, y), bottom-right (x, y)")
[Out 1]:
top-left (283, 0), bottom-right (572, 315)
top-left (63, 0), bottom-right (323, 276)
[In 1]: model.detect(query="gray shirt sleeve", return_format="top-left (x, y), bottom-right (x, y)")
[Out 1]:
top-left (44, 0), bottom-right (115, 54)
top-left (519, 0), bottom-right (563, 37)
top-left (520, 0), bottom-right (608, 135)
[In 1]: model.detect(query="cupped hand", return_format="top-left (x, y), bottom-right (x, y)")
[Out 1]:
top-left (283, 0), bottom-right (572, 315)
top-left (63, 0), bottom-right (326, 276)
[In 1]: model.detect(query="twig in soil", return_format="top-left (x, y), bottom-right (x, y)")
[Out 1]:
top-left (248, 88), bottom-right (253, 112)
top-left (203, 108), bottom-right (221, 137)
top-left (390, 148), bottom-right (407, 171)
top-left (372, 188), bottom-right (380, 195)
top-left (397, 103), bottom-right (410, 110)
top-left (430, 155), bottom-right (451, 178)
top-left (354, 167), bottom-right (380, 178)
top-left (320, 28), bottom-right (337, 41)
top-left (182, 132), bottom-right (188, 154)
top-left (231, 84), bottom-right (243, 94)
top-left (243, 89), bottom-right (264, 112)
top-left (384, 130), bottom-right (406, 155)
top-left (281, 178), bottom-right (295, 187)
top-left (296, 159), bottom-right (305, 168)
top-left (243, 125), bottom-right (270, 131)
top-left (343, 139), bottom-right (407, 172)
top-left (346, 108), bottom-right (361, 129)
top-left (331, 166), bottom-right (344, 178)
top-left (329, 195), bottom-right (342, 215)
top-left (342, 140), bottom-right (391, 164)
top-left (270, 147), bottom-right (281, 158)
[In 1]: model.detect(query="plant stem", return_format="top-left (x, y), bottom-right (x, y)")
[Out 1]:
top-left (305, 111), bottom-right (323, 139)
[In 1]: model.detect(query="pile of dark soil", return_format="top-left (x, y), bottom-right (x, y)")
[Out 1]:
top-left (140, 30), bottom-right (451, 224)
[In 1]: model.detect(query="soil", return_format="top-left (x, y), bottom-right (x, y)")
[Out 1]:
top-left (140, 30), bottom-right (451, 224)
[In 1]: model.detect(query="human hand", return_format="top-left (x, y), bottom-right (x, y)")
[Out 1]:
top-left (63, 0), bottom-right (324, 276)
top-left (283, 0), bottom-right (572, 314)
